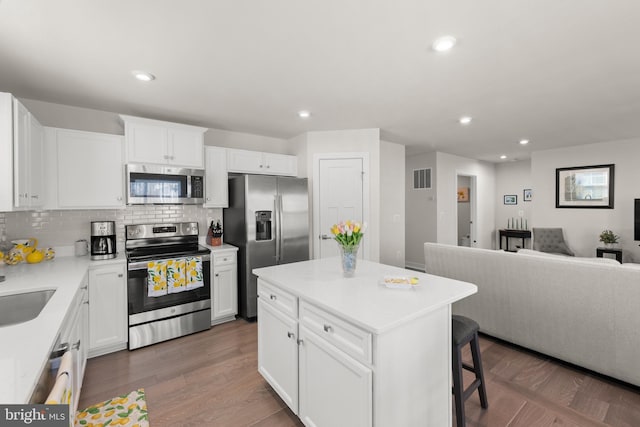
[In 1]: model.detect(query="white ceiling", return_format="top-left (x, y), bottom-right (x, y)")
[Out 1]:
top-left (1, 1), bottom-right (639, 162)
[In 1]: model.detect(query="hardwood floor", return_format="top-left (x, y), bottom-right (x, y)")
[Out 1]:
top-left (79, 320), bottom-right (640, 426)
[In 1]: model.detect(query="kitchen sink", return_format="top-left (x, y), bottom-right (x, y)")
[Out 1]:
top-left (0, 289), bottom-right (56, 327)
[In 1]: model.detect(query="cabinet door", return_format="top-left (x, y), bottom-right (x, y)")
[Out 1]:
top-left (56, 129), bottom-right (124, 208)
top-left (258, 299), bottom-right (299, 413)
top-left (204, 146), bottom-right (228, 207)
top-left (13, 98), bottom-right (30, 207)
top-left (89, 264), bottom-right (127, 355)
top-left (298, 325), bottom-right (372, 427)
top-left (168, 128), bottom-right (203, 168)
top-left (226, 149), bottom-right (264, 173)
top-left (125, 122), bottom-right (168, 164)
top-left (28, 116), bottom-right (44, 207)
top-left (213, 262), bottom-right (237, 320)
top-left (263, 153), bottom-right (297, 176)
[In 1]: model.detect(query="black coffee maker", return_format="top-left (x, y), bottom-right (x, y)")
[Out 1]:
top-left (91, 221), bottom-right (117, 260)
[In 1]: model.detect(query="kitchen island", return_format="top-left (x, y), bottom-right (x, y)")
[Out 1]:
top-left (253, 258), bottom-right (477, 427)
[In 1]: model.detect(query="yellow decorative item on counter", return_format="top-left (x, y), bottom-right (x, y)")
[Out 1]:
top-left (26, 249), bottom-right (44, 264)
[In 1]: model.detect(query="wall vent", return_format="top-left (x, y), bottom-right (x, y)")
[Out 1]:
top-left (413, 168), bottom-right (432, 189)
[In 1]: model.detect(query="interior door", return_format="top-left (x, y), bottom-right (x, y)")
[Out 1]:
top-left (317, 158), bottom-right (364, 258)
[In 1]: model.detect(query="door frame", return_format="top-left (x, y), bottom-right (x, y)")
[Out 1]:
top-left (456, 173), bottom-right (478, 248)
top-left (312, 152), bottom-right (370, 260)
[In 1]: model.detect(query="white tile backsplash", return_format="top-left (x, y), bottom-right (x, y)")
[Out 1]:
top-left (0, 206), bottom-right (223, 248)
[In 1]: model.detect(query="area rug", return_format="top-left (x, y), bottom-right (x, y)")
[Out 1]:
top-left (75, 388), bottom-right (149, 426)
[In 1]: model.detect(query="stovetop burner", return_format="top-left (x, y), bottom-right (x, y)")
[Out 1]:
top-left (124, 222), bottom-right (210, 262)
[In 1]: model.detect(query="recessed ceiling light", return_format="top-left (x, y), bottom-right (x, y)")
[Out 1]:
top-left (432, 36), bottom-right (457, 52)
top-left (132, 70), bottom-right (155, 82)
top-left (459, 116), bottom-right (472, 125)
top-left (500, 155), bottom-right (507, 160)
top-left (298, 110), bottom-right (311, 119)
top-left (519, 139), bottom-right (530, 145)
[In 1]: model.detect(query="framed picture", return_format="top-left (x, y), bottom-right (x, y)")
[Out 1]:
top-left (555, 164), bottom-right (614, 209)
top-left (523, 189), bottom-right (532, 202)
top-left (457, 187), bottom-right (469, 202)
top-left (504, 195), bottom-right (517, 205)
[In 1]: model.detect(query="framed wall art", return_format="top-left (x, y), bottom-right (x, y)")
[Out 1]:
top-left (457, 187), bottom-right (469, 202)
top-left (523, 189), bottom-right (532, 202)
top-left (504, 195), bottom-right (517, 205)
top-left (555, 164), bottom-right (614, 209)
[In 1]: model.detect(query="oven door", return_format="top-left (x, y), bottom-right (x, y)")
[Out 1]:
top-left (127, 254), bottom-right (211, 319)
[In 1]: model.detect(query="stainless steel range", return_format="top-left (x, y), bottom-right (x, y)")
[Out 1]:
top-left (125, 222), bottom-right (211, 350)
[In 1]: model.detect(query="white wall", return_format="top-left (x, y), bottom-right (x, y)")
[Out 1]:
top-left (379, 140), bottom-right (405, 267)
top-left (495, 160), bottom-right (532, 241)
top-left (302, 129), bottom-right (382, 262)
top-left (436, 152), bottom-right (496, 249)
top-left (205, 128), bottom-right (290, 154)
top-left (405, 151), bottom-right (437, 269)
top-left (531, 138), bottom-right (640, 261)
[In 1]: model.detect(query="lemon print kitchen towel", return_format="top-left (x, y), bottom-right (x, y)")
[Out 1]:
top-left (147, 260), bottom-right (167, 297)
top-left (185, 256), bottom-right (204, 290)
top-left (167, 258), bottom-right (186, 294)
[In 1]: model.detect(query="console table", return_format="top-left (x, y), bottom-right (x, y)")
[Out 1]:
top-left (596, 247), bottom-right (623, 263)
top-left (499, 229), bottom-right (531, 252)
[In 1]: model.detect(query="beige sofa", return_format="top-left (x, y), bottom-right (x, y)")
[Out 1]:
top-left (424, 242), bottom-right (640, 386)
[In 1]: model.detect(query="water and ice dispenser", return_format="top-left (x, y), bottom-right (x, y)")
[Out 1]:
top-left (255, 211), bottom-right (272, 241)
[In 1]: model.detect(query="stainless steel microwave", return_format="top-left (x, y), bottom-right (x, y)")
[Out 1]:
top-left (126, 164), bottom-right (205, 205)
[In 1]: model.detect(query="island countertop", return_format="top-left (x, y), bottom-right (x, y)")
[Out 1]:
top-left (253, 257), bottom-right (477, 334)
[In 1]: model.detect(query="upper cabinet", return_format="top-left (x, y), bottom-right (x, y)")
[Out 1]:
top-left (0, 93), bottom-right (45, 211)
top-left (45, 128), bottom-right (125, 209)
top-left (205, 146), bottom-right (228, 208)
top-left (227, 148), bottom-right (297, 176)
top-left (120, 115), bottom-right (207, 168)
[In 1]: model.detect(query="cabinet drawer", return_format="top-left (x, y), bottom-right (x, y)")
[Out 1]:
top-left (213, 251), bottom-right (236, 267)
top-left (299, 301), bottom-right (372, 364)
top-left (258, 279), bottom-right (297, 318)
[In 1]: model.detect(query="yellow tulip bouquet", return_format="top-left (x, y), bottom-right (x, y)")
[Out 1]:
top-left (330, 220), bottom-right (366, 276)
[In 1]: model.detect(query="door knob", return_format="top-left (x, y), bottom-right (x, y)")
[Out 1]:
top-left (320, 234), bottom-right (333, 240)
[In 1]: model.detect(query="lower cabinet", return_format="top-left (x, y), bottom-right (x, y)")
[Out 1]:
top-left (257, 279), bottom-right (372, 427)
top-left (258, 299), bottom-right (299, 411)
top-left (211, 249), bottom-right (238, 324)
top-left (88, 263), bottom-right (128, 357)
top-left (298, 325), bottom-right (372, 427)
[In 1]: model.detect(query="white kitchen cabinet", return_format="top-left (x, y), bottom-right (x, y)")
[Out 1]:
top-left (56, 280), bottom-right (88, 417)
top-left (4, 95), bottom-right (45, 210)
top-left (257, 278), bottom-right (372, 426)
top-left (120, 114), bottom-right (207, 168)
top-left (46, 127), bottom-right (125, 209)
top-left (88, 263), bottom-right (128, 357)
top-left (227, 148), bottom-right (297, 176)
top-left (298, 325), bottom-right (372, 427)
top-left (211, 248), bottom-right (237, 323)
top-left (258, 298), bottom-right (299, 411)
top-left (204, 146), bottom-right (228, 208)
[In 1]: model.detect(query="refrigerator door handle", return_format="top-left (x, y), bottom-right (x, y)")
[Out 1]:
top-left (276, 194), bottom-right (284, 262)
top-left (274, 194), bottom-right (281, 263)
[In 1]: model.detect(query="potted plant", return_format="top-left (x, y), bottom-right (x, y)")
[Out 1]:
top-left (599, 229), bottom-right (620, 247)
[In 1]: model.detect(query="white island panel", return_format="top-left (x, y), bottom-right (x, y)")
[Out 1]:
top-left (254, 257), bottom-right (477, 427)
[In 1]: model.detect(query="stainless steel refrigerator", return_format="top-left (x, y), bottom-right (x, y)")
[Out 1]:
top-left (224, 175), bottom-right (309, 319)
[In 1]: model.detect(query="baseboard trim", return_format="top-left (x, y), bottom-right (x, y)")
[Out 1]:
top-left (404, 261), bottom-right (425, 272)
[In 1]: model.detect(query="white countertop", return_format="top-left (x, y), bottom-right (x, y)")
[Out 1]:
top-left (253, 258), bottom-right (477, 334)
top-left (0, 253), bottom-right (125, 404)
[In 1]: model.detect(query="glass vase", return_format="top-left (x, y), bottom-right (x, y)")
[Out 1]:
top-left (339, 244), bottom-right (360, 277)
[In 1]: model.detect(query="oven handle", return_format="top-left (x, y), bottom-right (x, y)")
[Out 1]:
top-left (128, 253), bottom-right (211, 271)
